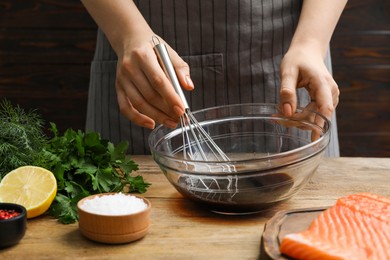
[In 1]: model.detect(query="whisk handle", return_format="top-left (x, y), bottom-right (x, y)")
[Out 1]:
top-left (153, 39), bottom-right (189, 109)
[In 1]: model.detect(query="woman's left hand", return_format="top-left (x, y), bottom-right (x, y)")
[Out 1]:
top-left (279, 44), bottom-right (340, 121)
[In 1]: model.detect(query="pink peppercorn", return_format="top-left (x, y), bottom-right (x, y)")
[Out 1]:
top-left (0, 209), bottom-right (21, 220)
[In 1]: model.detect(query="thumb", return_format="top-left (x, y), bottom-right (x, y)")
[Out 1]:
top-left (169, 48), bottom-right (194, 91)
top-left (279, 67), bottom-right (299, 117)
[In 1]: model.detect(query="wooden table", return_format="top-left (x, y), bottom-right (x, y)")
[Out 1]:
top-left (2, 156), bottom-right (390, 259)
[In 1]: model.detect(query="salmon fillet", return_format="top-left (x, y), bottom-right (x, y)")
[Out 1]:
top-left (279, 193), bottom-right (390, 260)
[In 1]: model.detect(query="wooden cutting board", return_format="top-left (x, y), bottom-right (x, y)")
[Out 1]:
top-left (260, 207), bottom-right (328, 260)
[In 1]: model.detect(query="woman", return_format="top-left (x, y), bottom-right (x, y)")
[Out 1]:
top-left (82, 0), bottom-right (347, 156)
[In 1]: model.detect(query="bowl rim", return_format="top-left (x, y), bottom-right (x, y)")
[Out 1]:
top-left (0, 203), bottom-right (27, 222)
top-left (77, 193), bottom-right (151, 217)
top-left (149, 103), bottom-right (331, 165)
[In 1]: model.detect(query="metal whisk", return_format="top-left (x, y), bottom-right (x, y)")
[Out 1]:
top-left (153, 36), bottom-right (230, 162)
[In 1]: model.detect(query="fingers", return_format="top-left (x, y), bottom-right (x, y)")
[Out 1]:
top-left (116, 76), bottom-right (180, 129)
top-left (280, 57), bottom-right (339, 121)
top-left (168, 48), bottom-right (194, 91)
top-left (272, 104), bottom-right (326, 142)
top-left (279, 66), bottom-right (299, 117)
top-left (136, 47), bottom-right (186, 116)
top-left (116, 46), bottom-right (184, 129)
top-left (113, 33), bottom-right (200, 130)
top-left (307, 73), bottom-right (339, 120)
top-left (116, 85), bottom-right (155, 129)
top-left (278, 57), bottom-right (338, 142)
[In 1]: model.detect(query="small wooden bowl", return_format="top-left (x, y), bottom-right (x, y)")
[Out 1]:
top-left (77, 193), bottom-right (151, 244)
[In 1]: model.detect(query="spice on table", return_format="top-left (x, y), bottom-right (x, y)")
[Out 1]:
top-left (79, 193), bottom-right (147, 215)
top-left (0, 209), bottom-right (21, 220)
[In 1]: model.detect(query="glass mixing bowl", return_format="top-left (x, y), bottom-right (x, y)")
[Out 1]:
top-left (149, 103), bottom-right (331, 214)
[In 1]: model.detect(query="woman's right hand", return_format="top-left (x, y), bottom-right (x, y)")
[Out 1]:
top-left (115, 34), bottom-right (194, 129)
top-left (81, 0), bottom-right (194, 129)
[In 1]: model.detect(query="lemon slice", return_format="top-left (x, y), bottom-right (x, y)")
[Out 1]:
top-left (0, 166), bottom-right (57, 218)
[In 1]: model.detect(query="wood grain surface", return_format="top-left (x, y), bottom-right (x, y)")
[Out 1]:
top-left (1, 156), bottom-right (389, 260)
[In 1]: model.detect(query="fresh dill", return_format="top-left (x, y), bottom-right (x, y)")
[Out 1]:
top-left (0, 99), bottom-right (47, 180)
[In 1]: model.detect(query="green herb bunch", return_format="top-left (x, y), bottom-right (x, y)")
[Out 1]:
top-left (44, 123), bottom-right (151, 224)
top-left (0, 99), bottom-right (151, 224)
top-left (0, 99), bottom-right (47, 180)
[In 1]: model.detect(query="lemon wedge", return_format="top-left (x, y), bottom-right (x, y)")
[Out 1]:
top-left (0, 166), bottom-right (57, 218)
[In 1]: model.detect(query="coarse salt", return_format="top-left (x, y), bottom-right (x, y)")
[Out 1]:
top-left (80, 193), bottom-right (147, 215)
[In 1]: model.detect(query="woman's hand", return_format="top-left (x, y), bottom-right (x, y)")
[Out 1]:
top-left (279, 0), bottom-right (347, 120)
top-left (81, 0), bottom-right (194, 129)
top-left (279, 44), bottom-right (339, 120)
top-left (115, 34), bottom-right (194, 129)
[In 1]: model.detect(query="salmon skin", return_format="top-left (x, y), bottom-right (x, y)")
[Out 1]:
top-left (279, 193), bottom-right (390, 260)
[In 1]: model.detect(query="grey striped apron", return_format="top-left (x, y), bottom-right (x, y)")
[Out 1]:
top-left (85, 0), bottom-right (340, 157)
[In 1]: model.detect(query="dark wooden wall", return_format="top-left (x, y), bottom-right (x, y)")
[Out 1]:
top-left (0, 0), bottom-right (96, 132)
top-left (330, 0), bottom-right (390, 157)
top-left (0, 0), bottom-right (389, 157)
